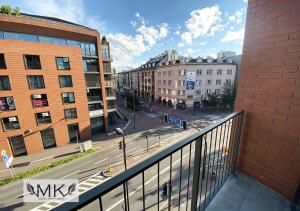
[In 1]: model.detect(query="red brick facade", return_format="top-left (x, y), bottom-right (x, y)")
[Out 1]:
top-left (0, 15), bottom-right (109, 156)
top-left (236, 0), bottom-right (300, 199)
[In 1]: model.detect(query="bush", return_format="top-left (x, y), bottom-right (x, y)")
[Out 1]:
top-left (201, 92), bottom-right (220, 107)
top-left (0, 4), bottom-right (13, 15)
top-left (14, 7), bottom-right (20, 16)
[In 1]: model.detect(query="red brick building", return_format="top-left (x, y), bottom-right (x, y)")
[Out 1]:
top-left (0, 14), bottom-right (117, 156)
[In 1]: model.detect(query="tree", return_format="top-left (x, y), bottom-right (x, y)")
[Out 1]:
top-left (14, 7), bottom-right (20, 16)
top-left (125, 91), bottom-right (139, 110)
top-left (0, 4), bottom-right (13, 15)
top-left (101, 36), bottom-right (107, 45)
top-left (220, 83), bottom-right (237, 106)
top-left (201, 92), bottom-right (220, 107)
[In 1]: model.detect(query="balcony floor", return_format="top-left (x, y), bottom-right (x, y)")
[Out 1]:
top-left (206, 171), bottom-right (291, 211)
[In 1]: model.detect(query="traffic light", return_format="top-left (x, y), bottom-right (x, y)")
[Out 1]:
top-left (182, 120), bottom-right (187, 130)
top-left (119, 141), bottom-right (122, 150)
top-left (164, 114), bottom-right (168, 123)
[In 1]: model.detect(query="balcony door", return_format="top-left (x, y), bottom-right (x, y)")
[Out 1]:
top-left (40, 128), bottom-right (57, 149)
top-left (9, 135), bottom-right (27, 157)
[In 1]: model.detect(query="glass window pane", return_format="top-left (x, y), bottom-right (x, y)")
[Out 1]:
top-left (20, 33), bottom-right (38, 42)
top-left (4, 32), bottom-right (20, 40)
top-left (67, 40), bottom-right (80, 47)
top-left (38, 36), bottom-right (53, 44)
top-left (0, 76), bottom-right (11, 90)
top-left (0, 31), bottom-right (4, 39)
top-left (52, 38), bottom-right (67, 45)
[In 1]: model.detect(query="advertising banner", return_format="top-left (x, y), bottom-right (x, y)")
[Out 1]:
top-left (186, 71), bottom-right (196, 90)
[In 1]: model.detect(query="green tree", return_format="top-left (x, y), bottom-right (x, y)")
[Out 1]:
top-left (201, 91), bottom-right (220, 107)
top-left (14, 7), bottom-right (20, 16)
top-left (125, 91), bottom-right (139, 110)
top-left (220, 83), bottom-right (237, 106)
top-left (0, 4), bottom-right (13, 15)
top-left (101, 36), bottom-right (107, 44)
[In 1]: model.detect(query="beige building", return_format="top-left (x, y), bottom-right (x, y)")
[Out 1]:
top-left (117, 51), bottom-right (236, 107)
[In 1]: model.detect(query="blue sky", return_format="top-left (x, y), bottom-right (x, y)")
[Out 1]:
top-left (4, 0), bottom-right (248, 71)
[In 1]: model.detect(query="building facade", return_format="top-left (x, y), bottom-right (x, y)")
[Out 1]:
top-left (118, 51), bottom-right (236, 108)
top-left (0, 14), bottom-right (116, 156)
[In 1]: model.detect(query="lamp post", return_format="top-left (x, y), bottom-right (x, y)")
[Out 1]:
top-left (115, 128), bottom-right (127, 170)
top-left (115, 127), bottom-right (129, 210)
top-left (132, 90), bottom-right (136, 133)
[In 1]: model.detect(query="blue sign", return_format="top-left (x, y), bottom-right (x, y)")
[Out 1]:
top-left (186, 80), bottom-right (195, 90)
top-left (168, 115), bottom-right (184, 126)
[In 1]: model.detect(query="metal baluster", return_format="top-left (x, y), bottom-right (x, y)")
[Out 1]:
top-left (191, 136), bottom-right (203, 211)
top-left (142, 172), bottom-right (146, 211)
top-left (158, 162), bottom-right (160, 211)
top-left (225, 119), bottom-right (234, 181)
top-left (186, 143), bottom-right (192, 211)
top-left (232, 113), bottom-right (244, 174)
top-left (203, 132), bottom-right (213, 208)
top-left (208, 127), bottom-right (218, 201)
top-left (178, 148), bottom-right (183, 210)
top-left (99, 197), bottom-right (103, 211)
top-left (220, 120), bottom-right (229, 187)
top-left (227, 117), bottom-right (238, 178)
top-left (123, 183), bottom-right (128, 211)
top-left (198, 136), bottom-right (206, 211)
top-left (214, 123), bottom-right (224, 196)
top-left (168, 154), bottom-right (173, 211)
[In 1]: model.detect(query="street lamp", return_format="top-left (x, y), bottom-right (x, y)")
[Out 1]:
top-left (115, 127), bottom-right (127, 170)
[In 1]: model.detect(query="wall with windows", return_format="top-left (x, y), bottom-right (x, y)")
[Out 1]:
top-left (0, 39), bottom-right (91, 156)
top-left (154, 64), bottom-right (236, 107)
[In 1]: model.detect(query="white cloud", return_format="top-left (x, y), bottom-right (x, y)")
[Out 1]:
top-left (186, 48), bottom-right (194, 54)
top-left (175, 30), bottom-right (180, 35)
top-left (178, 42), bottom-right (184, 47)
top-left (199, 42), bottom-right (206, 46)
top-left (19, 0), bottom-right (106, 32)
top-left (130, 21), bottom-right (137, 27)
top-left (221, 28), bottom-right (245, 42)
top-left (136, 23), bottom-right (169, 47)
top-left (243, 0), bottom-right (248, 3)
top-left (135, 12), bottom-right (146, 25)
top-left (181, 5), bottom-right (223, 44)
top-left (181, 32), bottom-right (193, 44)
top-left (228, 8), bottom-right (246, 24)
top-left (159, 23), bottom-right (169, 38)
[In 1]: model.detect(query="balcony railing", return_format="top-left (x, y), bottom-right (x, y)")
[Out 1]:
top-left (52, 111), bottom-right (243, 211)
top-left (87, 96), bottom-right (102, 102)
top-left (86, 80), bottom-right (101, 88)
top-left (105, 81), bottom-right (115, 87)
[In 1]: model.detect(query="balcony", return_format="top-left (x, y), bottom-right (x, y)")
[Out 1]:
top-left (89, 109), bottom-right (104, 118)
top-left (105, 80), bottom-right (115, 87)
top-left (87, 95), bottom-right (102, 103)
top-left (86, 80), bottom-right (101, 88)
top-left (106, 91), bottom-right (116, 100)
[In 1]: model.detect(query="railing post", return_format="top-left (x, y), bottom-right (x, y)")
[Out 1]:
top-left (232, 112), bottom-right (244, 174)
top-left (191, 135), bottom-right (203, 211)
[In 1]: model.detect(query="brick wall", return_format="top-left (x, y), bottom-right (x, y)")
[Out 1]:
top-left (235, 0), bottom-right (300, 199)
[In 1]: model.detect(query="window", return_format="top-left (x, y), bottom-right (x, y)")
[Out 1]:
top-left (158, 72), bottom-right (161, 77)
top-left (62, 92), bottom-right (75, 104)
top-left (196, 69), bottom-right (202, 75)
top-left (206, 89), bottom-right (211, 94)
top-left (20, 34), bottom-right (38, 42)
top-left (163, 80), bottom-right (166, 85)
top-left (196, 90), bottom-right (201, 95)
top-left (217, 59), bottom-right (223, 63)
top-left (178, 90), bottom-right (185, 96)
top-left (207, 69), bottom-right (213, 75)
top-left (162, 89), bottom-right (166, 94)
top-left (59, 75), bottom-right (73, 87)
top-left (158, 88), bottom-right (161, 93)
top-left (81, 43), bottom-right (97, 56)
top-left (0, 96), bottom-right (16, 111)
top-left (168, 89), bottom-right (172, 94)
top-left (40, 128), bottom-right (56, 149)
top-left (163, 71), bottom-right (166, 76)
top-left (168, 71), bottom-right (171, 76)
top-left (196, 80), bottom-right (201, 86)
top-left (24, 55), bottom-right (41, 69)
top-left (4, 32), bottom-right (20, 39)
top-left (0, 54), bottom-right (6, 69)
top-left (103, 62), bottom-right (110, 73)
top-left (82, 59), bottom-right (99, 72)
top-left (207, 80), bottom-right (212, 85)
top-left (0, 76), bottom-right (11, 90)
top-left (227, 69), bottom-right (233, 75)
top-left (31, 94), bottom-right (48, 107)
top-left (226, 79), bottom-right (232, 84)
top-left (2, 116), bottom-right (20, 131)
top-left (158, 80), bottom-right (161, 85)
top-left (9, 135), bottom-right (27, 156)
top-left (52, 38), bottom-right (67, 45)
top-left (217, 69), bottom-right (222, 75)
top-left (36, 111), bottom-right (52, 125)
top-left (28, 75), bottom-right (45, 89)
top-left (215, 89), bottom-right (221, 94)
top-left (68, 123), bottom-right (80, 143)
top-left (64, 108), bottom-right (77, 120)
top-left (216, 79), bottom-right (221, 85)
top-left (179, 69), bottom-right (185, 76)
top-left (56, 57), bottom-right (70, 70)
top-left (178, 80), bottom-right (185, 86)
top-left (168, 80), bottom-right (172, 86)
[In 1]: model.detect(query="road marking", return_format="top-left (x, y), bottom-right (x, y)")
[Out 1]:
top-left (60, 170), bottom-right (80, 179)
top-left (94, 158), bottom-right (109, 165)
top-left (106, 149), bottom-right (195, 211)
top-left (31, 155), bottom-right (54, 163)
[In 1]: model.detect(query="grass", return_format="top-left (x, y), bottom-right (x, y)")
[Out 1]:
top-left (0, 148), bottom-right (97, 187)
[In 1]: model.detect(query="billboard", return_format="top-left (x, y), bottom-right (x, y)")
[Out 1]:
top-left (186, 71), bottom-right (196, 90)
top-left (0, 96), bottom-right (16, 111)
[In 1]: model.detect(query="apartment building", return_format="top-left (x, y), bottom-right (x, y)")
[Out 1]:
top-left (0, 14), bottom-right (116, 156)
top-left (118, 51), bottom-right (236, 108)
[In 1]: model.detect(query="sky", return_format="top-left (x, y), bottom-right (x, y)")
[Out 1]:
top-left (3, 0), bottom-right (248, 71)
